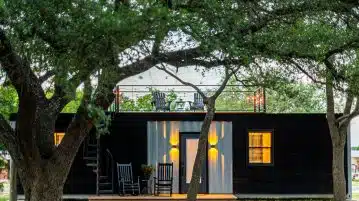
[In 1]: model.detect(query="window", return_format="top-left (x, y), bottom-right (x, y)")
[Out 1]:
top-left (248, 131), bottom-right (272, 164)
top-left (54, 133), bottom-right (65, 146)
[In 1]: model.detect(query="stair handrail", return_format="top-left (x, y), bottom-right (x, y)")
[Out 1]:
top-left (105, 149), bottom-right (115, 193)
top-left (96, 138), bottom-right (100, 195)
top-left (82, 136), bottom-right (90, 158)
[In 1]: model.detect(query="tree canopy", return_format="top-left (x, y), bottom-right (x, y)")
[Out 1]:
top-left (1, 0), bottom-right (359, 200)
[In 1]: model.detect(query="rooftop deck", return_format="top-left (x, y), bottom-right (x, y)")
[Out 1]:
top-left (109, 84), bottom-right (266, 113)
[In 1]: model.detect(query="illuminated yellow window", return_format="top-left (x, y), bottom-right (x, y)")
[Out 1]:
top-left (248, 131), bottom-right (272, 164)
top-left (54, 133), bottom-right (65, 146)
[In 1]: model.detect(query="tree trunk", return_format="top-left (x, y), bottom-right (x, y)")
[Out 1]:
top-left (187, 99), bottom-right (215, 201)
top-left (332, 136), bottom-right (347, 201)
top-left (325, 68), bottom-right (347, 201)
top-left (23, 172), bottom-right (63, 201)
top-left (14, 111), bottom-right (92, 201)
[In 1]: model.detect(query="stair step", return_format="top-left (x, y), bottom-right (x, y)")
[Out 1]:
top-left (100, 176), bottom-right (108, 180)
top-left (98, 189), bottom-right (113, 194)
top-left (88, 144), bottom-right (97, 147)
top-left (86, 163), bottom-right (97, 167)
top-left (84, 154), bottom-right (96, 158)
top-left (93, 169), bottom-right (107, 175)
top-left (83, 157), bottom-right (97, 160)
top-left (99, 182), bottom-right (112, 186)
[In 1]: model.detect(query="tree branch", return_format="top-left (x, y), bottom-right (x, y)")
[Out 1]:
top-left (38, 70), bottom-right (55, 83)
top-left (115, 0), bottom-right (129, 11)
top-left (113, 47), bottom-right (206, 81)
top-left (52, 78), bottom-right (93, 165)
top-left (343, 93), bottom-right (354, 115)
top-left (338, 97), bottom-right (359, 128)
top-left (0, 29), bottom-right (46, 100)
top-left (288, 59), bottom-right (326, 85)
top-left (35, 30), bottom-right (66, 52)
top-left (212, 66), bottom-right (240, 99)
top-left (325, 38), bottom-right (359, 60)
top-left (165, 56), bottom-right (242, 68)
top-left (156, 64), bottom-right (207, 98)
top-left (0, 115), bottom-right (24, 168)
top-left (325, 66), bottom-right (340, 139)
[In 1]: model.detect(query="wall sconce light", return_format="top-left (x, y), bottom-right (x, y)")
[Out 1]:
top-left (210, 144), bottom-right (216, 148)
top-left (171, 145), bottom-right (178, 149)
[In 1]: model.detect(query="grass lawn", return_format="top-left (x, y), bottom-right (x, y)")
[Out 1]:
top-left (354, 193), bottom-right (359, 200)
top-left (0, 196), bottom-right (8, 201)
top-left (353, 180), bottom-right (359, 186)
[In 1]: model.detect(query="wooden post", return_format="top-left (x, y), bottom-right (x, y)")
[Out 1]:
top-left (115, 86), bottom-right (120, 113)
top-left (96, 137), bottom-right (100, 196)
top-left (263, 87), bottom-right (266, 112)
top-left (9, 158), bottom-right (17, 201)
top-left (253, 92), bottom-right (256, 112)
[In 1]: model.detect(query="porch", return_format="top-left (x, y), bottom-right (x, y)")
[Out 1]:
top-left (88, 194), bottom-right (236, 201)
top-left (16, 193), bottom-right (336, 201)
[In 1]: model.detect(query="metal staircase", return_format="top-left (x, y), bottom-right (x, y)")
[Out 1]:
top-left (83, 135), bottom-right (115, 195)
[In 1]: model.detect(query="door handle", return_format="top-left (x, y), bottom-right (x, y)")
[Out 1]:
top-left (180, 163), bottom-right (185, 180)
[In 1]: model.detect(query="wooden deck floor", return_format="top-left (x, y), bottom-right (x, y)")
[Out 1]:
top-left (88, 194), bottom-right (236, 201)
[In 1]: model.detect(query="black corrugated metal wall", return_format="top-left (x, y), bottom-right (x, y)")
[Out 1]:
top-left (12, 113), bottom-right (347, 195)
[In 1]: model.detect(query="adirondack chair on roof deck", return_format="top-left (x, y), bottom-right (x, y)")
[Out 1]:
top-left (189, 93), bottom-right (205, 111)
top-left (151, 91), bottom-right (172, 111)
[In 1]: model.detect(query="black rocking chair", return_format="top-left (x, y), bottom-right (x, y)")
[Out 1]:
top-left (117, 163), bottom-right (141, 195)
top-left (153, 163), bottom-right (173, 196)
top-left (151, 91), bottom-right (172, 111)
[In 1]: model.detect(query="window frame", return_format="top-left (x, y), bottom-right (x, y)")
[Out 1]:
top-left (54, 132), bottom-right (65, 146)
top-left (246, 129), bottom-right (274, 166)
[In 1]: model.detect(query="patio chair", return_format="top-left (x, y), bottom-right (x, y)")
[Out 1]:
top-left (117, 163), bottom-right (140, 195)
top-left (151, 91), bottom-right (172, 111)
top-left (153, 163), bottom-right (173, 196)
top-left (189, 93), bottom-right (204, 111)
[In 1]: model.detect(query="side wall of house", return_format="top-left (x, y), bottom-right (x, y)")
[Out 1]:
top-left (232, 114), bottom-right (348, 194)
top-left (12, 113), bottom-right (348, 195)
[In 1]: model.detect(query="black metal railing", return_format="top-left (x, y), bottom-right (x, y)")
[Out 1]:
top-left (82, 135), bottom-right (115, 195)
top-left (109, 84), bottom-right (266, 113)
top-left (103, 149), bottom-right (115, 194)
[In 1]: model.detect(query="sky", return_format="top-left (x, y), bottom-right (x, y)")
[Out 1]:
top-left (117, 65), bottom-right (225, 101)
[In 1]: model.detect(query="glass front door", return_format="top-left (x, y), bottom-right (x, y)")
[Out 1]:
top-left (180, 133), bottom-right (207, 193)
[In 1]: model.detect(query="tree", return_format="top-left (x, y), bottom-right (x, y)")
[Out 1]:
top-left (157, 64), bottom-right (240, 201)
top-left (245, 15), bottom-right (359, 201)
top-left (0, 1), bottom-right (207, 200)
top-left (215, 77), bottom-right (327, 113)
top-left (0, 1), bottom-right (255, 200)
top-left (1, 1), bottom-right (357, 201)
top-left (266, 85), bottom-right (326, 113)
top-left (155, 1), bottom-right (359, 201)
